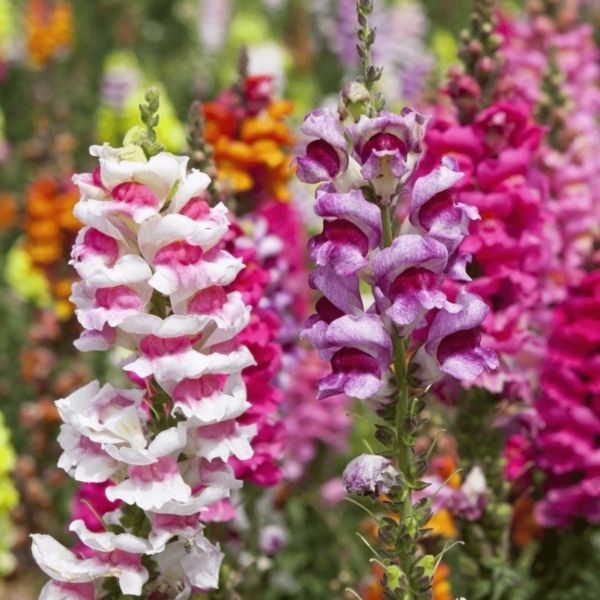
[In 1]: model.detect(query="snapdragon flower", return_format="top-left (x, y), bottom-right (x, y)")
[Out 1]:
top-left (32, 91), bottom-right (259, 599)
top-left (296, 5), bottom-right (497, 597)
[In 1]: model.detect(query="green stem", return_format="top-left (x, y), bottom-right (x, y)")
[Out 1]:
top-left (362, 20), bottom-right (373, 97)
top-left (380, 203), bottom-right (415, 597)
top-left (380, 205), bottom-right (393, 248)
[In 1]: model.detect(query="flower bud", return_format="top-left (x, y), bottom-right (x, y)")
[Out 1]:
top-left (343, 454), bottom-right (404, 500)
top-left (411, 554), bottom-right (435, 590)
top-left (383, 565), bottom-right (407, 595)
top-left (338, 81), bottom-right (371, 122)
top-left (123, 126), bottom-right (148, 146)
top-left (117, 142), bottom-right (149, 163)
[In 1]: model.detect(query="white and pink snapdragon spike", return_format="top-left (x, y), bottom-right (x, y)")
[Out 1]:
top-left (32, 142), bottom-right (259, 599)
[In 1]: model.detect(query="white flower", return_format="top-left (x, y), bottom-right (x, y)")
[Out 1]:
top-left (69, 520), bottom-right (153, 554)
top-left (169, 372), bottom-right (249, 423)
top-left (32, 534), bottom-right (149, 596)
top-left (106, 455), bottom-right (192, 512)
top-left (57, 425), bottom-right (119, 483)
top-left (153, 537), bottom-right (224, 596)
top-left (186, 419), bottom-right (256, 462)
top-left (56, 381), bottom-right (147, 450)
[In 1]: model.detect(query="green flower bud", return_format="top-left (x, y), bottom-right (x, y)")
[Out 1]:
top-left (413, 554), bottom-right (435, 579)
top-left (413, 497), bottom-right (433, 527)
top-left (118, 143), bottom-right (148, 163)
top-left (123, 126), bottom-right (148, 147)
top-left (410, 453), bottom-right (429, 479)
top-left (338, 81), bottom-right (371, 122)
top-left (411, 555), bottom-right (435, 592)
top-left (384, 565), bottom-right (407, 595)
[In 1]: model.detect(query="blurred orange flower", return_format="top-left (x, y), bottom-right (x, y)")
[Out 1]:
top-left (21, 176), bottom-right (81, 318)
top-left (25, 0), bottom-right (73, 68)
top-left (432, 563), bottom-right (453, 600)
top-left (0, 192), bottom-right (17, 228)
top-left (203, 77), bottom-right (296, 203)
top-left (24, 177), bottom-right (79, 268)
top-left (512, 494), bottom-right (542, 547)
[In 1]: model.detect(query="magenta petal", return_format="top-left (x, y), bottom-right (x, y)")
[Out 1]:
top-left (295, 109), bottom-right (349, 183)
top-left (436, 328), bottom-right (497, 380)
top-left (374, 234), bottom-right (448, 292)
top-left (314, 187), bottom-right (382, 248)
top-left (318, 348), bottom-right (383, 400)
top-left (295, 154), bottom-right (337, 184)
top-left (309, 265), bottom-right (363, 314)
top-left (324, 313), bottom-right (393, 368)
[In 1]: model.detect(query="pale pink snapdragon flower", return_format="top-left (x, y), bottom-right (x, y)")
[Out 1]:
top-left (32, 138), bottom-right (257, 599)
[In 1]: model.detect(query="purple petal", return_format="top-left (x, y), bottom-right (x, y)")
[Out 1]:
top-left (309, 219), bottom-right (371, 276)
top-left (318, 348), bottom-right (384, 400)
top-left (309, 265), bottom-right (363, 314)
top-left (374, 234), bottom-right (448, 292)
top-left (324, 313), bottom-right (392, 367)
top-left (426, 288), bottom-right (489, 346)
top-left (314, 187), bottom-right (382, 248)
top-left (348, 110), bottom-right (430, 160)
top-left (445, 250), bottom-right (473, 281)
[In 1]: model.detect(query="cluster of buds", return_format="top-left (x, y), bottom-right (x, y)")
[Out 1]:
top-left (31, 90), bottom-right (259, 599)
top-left (457, 0), bottom-right (504, 94)
top-left (295, 6), bottom-right (497, 598)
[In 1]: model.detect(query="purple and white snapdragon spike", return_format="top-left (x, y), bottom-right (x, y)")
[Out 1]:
top-left (31, 141), bottom-right (258, 599)
top-left (298, 106), bottom-right (497, 414)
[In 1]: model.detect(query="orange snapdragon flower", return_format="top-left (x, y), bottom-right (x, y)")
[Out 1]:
top-left (432, 563), bottom-right (453, 600)
top-left (432, 454), bottom-right (462, 490)
top-left (25, 0), bottom-right (73, 68)
top-left (22, 176), bottom-right (80, 318)
top-left (512, 494), bottom-right (542, 547)
top-left (24, 177), bottom-right (79, 268)
top-left (203, 75), bottom-right (296, 203)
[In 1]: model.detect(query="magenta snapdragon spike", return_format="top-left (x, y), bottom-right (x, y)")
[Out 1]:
top-left (418, 93), bottom-right (557, 402)
top-left (31, 91), bottom-right (259, 600)
top-left (224, 220), bottom-right (285, 489)
top-left (296, 3), bottom-right (497, 597)
top-left (514, 272), bottom-right (600, 527)
top-left (501, 6), bottom-right (600, 287)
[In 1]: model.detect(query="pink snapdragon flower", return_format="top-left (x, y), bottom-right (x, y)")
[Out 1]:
top-left (500, 9), bottom-right (600, 286)
top-left (518, 273), bottom-right (600, 527)
top-left (418, 94), bottom-right (556, 401)
top-left (32, 142), bottom-right (260, 599)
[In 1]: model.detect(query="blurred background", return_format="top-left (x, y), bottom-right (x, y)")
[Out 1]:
top-left (3, 1), bottom-right (600, 599)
